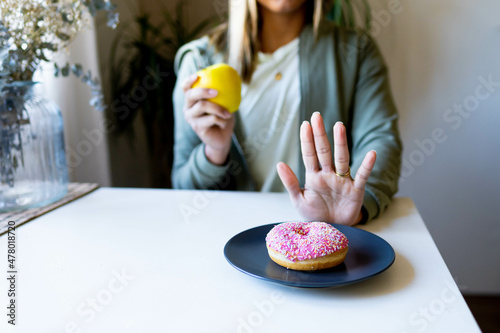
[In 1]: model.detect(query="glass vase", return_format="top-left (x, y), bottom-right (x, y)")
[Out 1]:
top-left (0, 83), bottom-right (68, 212)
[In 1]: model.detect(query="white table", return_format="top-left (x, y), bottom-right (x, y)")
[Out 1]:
top-left (0, 188), bottom-right (480, 332)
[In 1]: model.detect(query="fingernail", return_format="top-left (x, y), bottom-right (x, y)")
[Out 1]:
top-left (223, 110), bottom-right (231, 118)
top-left (371, 150), bottom-right (377, 154)
top-left (302, 120), bottom-right (309, 126)
top-left (313, 111), bottom-right (320, 115)
top-left (208, 89), bottom-right (218, 96)
top-left (336, 121), bottom-right (344, 126)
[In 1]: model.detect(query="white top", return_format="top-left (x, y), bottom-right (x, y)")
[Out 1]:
top-left (0, 188), bottom-right (480, 333)
top-left (238, 38), bottom-right (300, 191)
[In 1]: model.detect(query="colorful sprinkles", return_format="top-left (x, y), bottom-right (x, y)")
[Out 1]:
top-left (265, 222), bottom-right (348, 262)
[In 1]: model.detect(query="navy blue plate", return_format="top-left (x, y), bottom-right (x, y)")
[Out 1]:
top-left (224, 223), bottom-right (395, 288)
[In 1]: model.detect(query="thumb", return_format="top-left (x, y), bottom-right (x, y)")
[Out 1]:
top-left (182, 73), bottom-right (199, 92)
top-left (276, 162), bottom-right (302, 202)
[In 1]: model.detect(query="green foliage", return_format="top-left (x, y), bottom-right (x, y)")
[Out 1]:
top-left (327, 0), bottom-right (371, 30)
top-left (0, 0), bottom-right (118, 111)
top-left (108, 1), bottom-right (215, 133)
top-left (107, 1), bottom-right (215, 187)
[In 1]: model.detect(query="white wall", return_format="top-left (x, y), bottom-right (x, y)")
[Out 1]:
top-left (368, 0), bottom-right (500, 294)
top-left (39, 26), bottom-right (111, 186)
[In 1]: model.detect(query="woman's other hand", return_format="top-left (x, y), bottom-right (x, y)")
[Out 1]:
top-left (182, 74), bottom-right (235, 165)
top-left (277, 112), bottom-right (377, 226)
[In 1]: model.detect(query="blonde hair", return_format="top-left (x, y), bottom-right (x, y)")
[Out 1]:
top-left (211, 0), bottom-right (329, 83)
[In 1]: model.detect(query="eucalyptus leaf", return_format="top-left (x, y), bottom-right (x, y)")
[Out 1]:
top-left (54, 63), bottom-right (59, 77)
top-left (86, 1), bottom-right (97, 16)
top-left (107, 12), bottom-right (120, 29)
top-left (5, 80), bottom-right (38, 87)
top-left (71, 64), bottom-right (83, 77)
top-left (61, 63), bottom-right (70, 77)
top-left (105, 2), bottom-right (117, 11)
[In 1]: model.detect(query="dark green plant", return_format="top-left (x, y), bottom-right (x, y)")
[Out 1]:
top-left (327, 0), bottom-right (371, 30)
top-left (107, 1), bottom-right (215, 188)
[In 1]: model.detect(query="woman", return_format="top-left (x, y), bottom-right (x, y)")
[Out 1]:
top-left (172, 0), bottom-right (402, 225)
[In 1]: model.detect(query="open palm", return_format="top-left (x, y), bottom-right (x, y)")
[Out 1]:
top-left (277, 112), bottom-right (377, 226)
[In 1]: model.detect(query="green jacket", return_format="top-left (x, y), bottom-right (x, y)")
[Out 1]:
top-left (172, 24), bottom-right (402, 223)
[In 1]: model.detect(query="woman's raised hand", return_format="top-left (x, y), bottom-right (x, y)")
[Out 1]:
top-left (182, 74), bottom-right (235, 165)
top-left (277, 112), bottom-right (377, 226)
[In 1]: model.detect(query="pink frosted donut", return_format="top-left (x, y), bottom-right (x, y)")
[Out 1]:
top-left (265, 222), bottom-right (349, 271)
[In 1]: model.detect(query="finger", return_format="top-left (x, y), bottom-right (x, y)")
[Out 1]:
top-left (310, 112), bottom-right (334, 172)
top-left (190, 114), bottom-right (229, 133)
top-left (300, 121), bottom-right (319, 172)
top-left (181, 73), bottom-right (199, 92)
top-left (333, 122), bottom-right (350, 175)
top-left (185, 100), bottom-right (231, 120)
top-left (277, 162), bottom-right (302, 202)
top-left (354, 150), bottom-right (377, 190)
top-left (184, 87), bottom-right (219, 110)
top-left (184, 87), bottom-right (219, 109)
